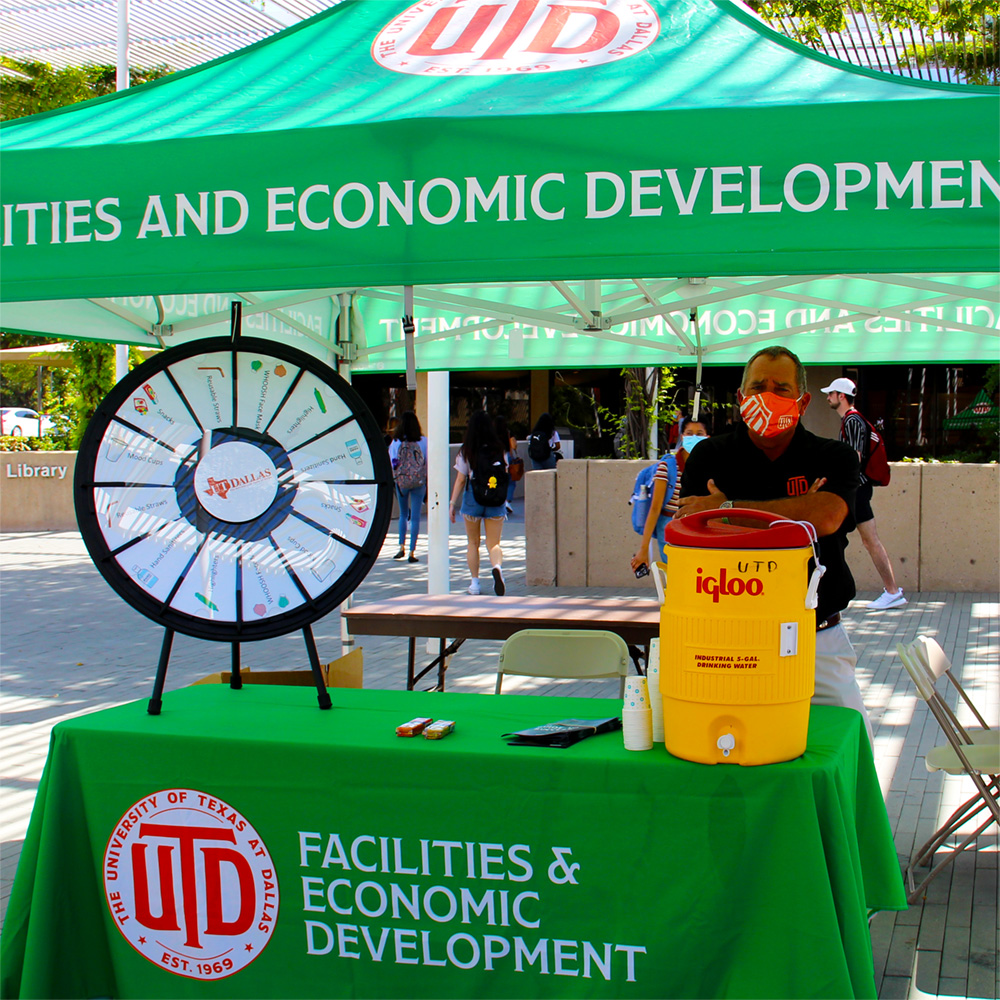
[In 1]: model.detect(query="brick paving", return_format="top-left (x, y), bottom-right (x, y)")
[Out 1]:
top-left (1, 504), bottom-right (997, 998)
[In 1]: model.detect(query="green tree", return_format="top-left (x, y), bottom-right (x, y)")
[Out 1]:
top-left (1, 57), bottom-right (171, 121)
top-left (1, 57), bottom-right (170, 444)
top-left (747, 1), bottom-right (998, 83)
top-left (599, 368), bottom-right (680, 459)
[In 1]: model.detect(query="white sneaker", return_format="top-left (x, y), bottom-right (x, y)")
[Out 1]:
top-left (867, 588), bottom-right (906, 610)
top-left (467, 579), bottom-right (481, 595)
top-left (504, 502), bottom-right (513, 515)
top-left (492, 566), bottom-right (505, 596)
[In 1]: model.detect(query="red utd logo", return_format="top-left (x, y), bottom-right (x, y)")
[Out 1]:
top-left (695, 567), bottom-right (764, 603)
top-left (104, 789), bottom-right (278, 980)
top-left (372, 0), bottom-right (659, 76)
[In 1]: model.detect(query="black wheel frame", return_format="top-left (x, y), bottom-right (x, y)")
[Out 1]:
top-left (75, 337), bottom-right (392, 642)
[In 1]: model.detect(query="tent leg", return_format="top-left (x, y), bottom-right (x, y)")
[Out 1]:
top-left (427, 370), bottom-right (450, 597)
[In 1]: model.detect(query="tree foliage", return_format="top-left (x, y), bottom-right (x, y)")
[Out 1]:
top-left (597, 368), bottom-right (679, 459)
top-left (1, 57), bottom-right (171, 121)
top-left (747, 1), bottom-right (999, 82)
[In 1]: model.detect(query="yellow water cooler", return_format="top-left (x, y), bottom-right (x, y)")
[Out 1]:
top-left (659, 509), bottom-right (823, 765)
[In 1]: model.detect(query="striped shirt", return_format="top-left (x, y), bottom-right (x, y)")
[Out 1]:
top-left (653, 460), bottom-right (681, 518)
top-left (840, 410), bottom-right (870, 485)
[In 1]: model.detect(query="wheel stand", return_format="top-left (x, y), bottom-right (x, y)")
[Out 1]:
top-left (147, 624), bottom-right (333, 714)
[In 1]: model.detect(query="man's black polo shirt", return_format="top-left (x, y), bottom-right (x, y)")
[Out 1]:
top-left (680, 423), bottom-right (860, 623)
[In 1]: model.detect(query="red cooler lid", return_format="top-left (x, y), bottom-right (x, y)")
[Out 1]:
top-left (663, 509), bottom-right (815, 549)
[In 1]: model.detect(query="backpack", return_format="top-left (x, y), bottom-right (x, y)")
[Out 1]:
top-left (393, 440), bottom-right (426, 491)
top-left (848, 411), bottom-right (891, 487)
top-left (630, 455), bottom-right (678, 534)
top-left (864, 425), bottom-right (891, 486)
top-left (469, 446), bottom-right (509, 507)
top-left (527, 433), bottom-right (551, 462)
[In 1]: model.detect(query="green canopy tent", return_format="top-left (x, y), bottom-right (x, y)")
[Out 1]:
top-left (1, 0), bottom-right (998, 372)
top-left (942, 389), bottom-right (1000, 430)
top-left (2, 0), bottom-right (997, 594)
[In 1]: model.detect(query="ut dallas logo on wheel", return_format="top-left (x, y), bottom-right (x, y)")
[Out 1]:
top-left (103, 789), bottom-right (279, 980)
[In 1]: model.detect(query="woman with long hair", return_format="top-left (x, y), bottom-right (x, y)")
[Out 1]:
top-left (493, 414), bottom-right (518, 516)
top-left (449, 410), bottom-right (506, 595)
top-left (388, 410), bottom-right (428, 562)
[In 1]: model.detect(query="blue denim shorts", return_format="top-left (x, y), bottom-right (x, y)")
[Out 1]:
top-left (460, 488), bottom-right (505, 520)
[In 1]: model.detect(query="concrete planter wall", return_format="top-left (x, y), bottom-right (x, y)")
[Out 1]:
top-left (525, 461), bottom-right (999, 594)
top-left (5, 450), bottom-right (996, 594)
top-left (1, 451), bottom-right (78, 531)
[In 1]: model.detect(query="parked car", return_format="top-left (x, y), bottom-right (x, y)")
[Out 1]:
top-left (0, 407), bottom-right (55, 436)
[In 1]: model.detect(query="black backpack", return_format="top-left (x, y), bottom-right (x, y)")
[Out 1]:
top-left (527, 433), bottom-right (551, 462)
top-left (470, 446), bottom-right (509, 507)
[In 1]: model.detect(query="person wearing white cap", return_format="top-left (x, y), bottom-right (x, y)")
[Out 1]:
top-left (822, 377), bottom-right (906, 611)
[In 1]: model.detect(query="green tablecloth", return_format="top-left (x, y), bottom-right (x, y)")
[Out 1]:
top-left (1, 686), bottom-right (905, 999)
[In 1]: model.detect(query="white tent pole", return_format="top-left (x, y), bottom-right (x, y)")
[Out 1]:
top-left (646, 367), bottom-right (658, 458)
top-left (337, 292), bottom-right (355, 650)
top-left (403, 285), bottom-right (416, 390)
top-left (691, 307), bottom-right (704, 422)
top-left (426, 370), bottom-right (450, 596)
top-left (114, 0), bottom-right (130, 383)
top-left (336, 292), bottom-right (351, 379)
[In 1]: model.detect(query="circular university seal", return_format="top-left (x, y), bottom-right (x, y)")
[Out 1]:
top-left (372, 0), bottom-right (660, 76)
top-left (103, 789), bottom-right (279, 980)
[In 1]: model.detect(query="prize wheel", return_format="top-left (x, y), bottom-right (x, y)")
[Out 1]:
top-left (75, 337), bottom-right (392, 642)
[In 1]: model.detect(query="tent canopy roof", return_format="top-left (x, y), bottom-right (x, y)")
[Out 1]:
top-left (1, 0), bottom-right (997, 368)
top-left (2, 0), bottom-right (984, 150)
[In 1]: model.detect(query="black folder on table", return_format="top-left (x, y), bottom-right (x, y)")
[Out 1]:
top-left (502, 717), bottom-right (622, 748)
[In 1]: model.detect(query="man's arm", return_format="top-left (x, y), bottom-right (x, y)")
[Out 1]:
top-left (676, 479), bottom-right (848, 536)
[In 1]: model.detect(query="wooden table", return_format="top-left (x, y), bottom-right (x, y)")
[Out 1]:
top-left (344, 594), bottom-right (661, 690)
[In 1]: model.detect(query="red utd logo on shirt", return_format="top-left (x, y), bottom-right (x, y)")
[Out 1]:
top-left (104, 789), bottom-right (278, 980)
top-left (787, 476), bottom-right (809, 496)
top-left (372, 0), bottom-right (659, 76)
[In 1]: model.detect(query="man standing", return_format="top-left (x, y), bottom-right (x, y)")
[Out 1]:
top-left (677, 346), bottom-right (871, 739)
top-left (822, 376), bottom-right (906, 611)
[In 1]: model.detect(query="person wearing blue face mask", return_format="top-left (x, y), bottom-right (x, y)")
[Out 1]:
top-left (630, 420), bottom-right (709, 575)
top-left (680, 425), bottom-right (709, 459)
top-left (677, 345), bottom-right (871, 743)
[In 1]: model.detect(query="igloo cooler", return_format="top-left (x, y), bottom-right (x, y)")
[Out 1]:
top-left (659, 509), bottom-right (824, 765)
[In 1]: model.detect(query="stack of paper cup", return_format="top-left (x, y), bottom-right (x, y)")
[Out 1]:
top-left (646, 638), bottom-right (665, 745)
top-left (622, 675), bottom-right (653, 751)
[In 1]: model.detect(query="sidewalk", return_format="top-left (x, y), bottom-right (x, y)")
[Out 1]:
top-left (1, 504), bottom-right (997, 998)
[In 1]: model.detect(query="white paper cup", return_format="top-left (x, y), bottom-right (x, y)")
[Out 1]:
top-left (623, 675), bottom-right (649, 711)
top-left (622, 707), bottom-right (653, 751)
top-left (648, 637), bottom-right (660, 673)
top-left (646, 663), bottom-right (665, 744)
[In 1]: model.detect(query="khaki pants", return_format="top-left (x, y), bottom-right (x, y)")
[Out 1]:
top-left (813, 623), bottom-right (874, 745)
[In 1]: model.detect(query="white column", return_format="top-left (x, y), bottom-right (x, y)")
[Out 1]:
top-left (426, 370), bottom-right (450, 595)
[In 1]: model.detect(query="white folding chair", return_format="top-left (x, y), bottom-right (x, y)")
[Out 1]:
top-left (912, 635), bottom-right (997, 741)
top-left (896, 640), bottom-right (1000, 903)
top-left (495, 628), bottom-right (630, 697)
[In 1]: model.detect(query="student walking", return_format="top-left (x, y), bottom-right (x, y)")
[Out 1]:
top-left (526, 412), bottom-right (562, 470)
top-left (494, 414), bottom-right (520, 515)
top-left (823, 377), bottom-right (906, 609)
top-left (630, 419), bottom-right (709, 574)
top-left (388, 411), bottom-right (428, 563)
top-left (449, 410), bottom-right (508, 595)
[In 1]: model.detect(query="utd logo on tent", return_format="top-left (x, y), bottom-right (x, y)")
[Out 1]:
top-left (373, 0), bottom-right (659, 76)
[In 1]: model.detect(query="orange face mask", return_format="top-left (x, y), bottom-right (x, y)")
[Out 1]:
top-left (740, 391), bottom-right (802, 438)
